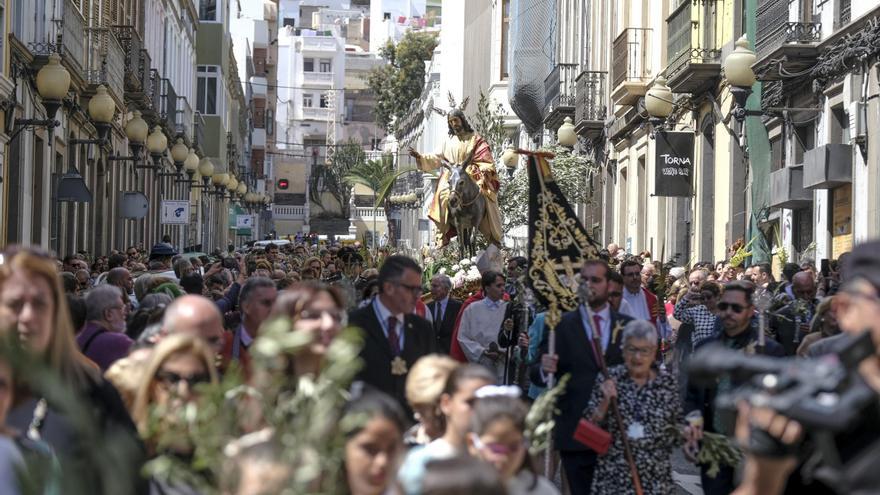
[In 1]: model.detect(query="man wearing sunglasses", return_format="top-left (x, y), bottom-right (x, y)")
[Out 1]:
top-left (770, 271), bottom-right (819, 356)
top-left (684, 281), bottom-right (784, 494)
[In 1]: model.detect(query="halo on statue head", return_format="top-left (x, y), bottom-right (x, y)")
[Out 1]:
top-left (432, 91), bottom-right (471, 117)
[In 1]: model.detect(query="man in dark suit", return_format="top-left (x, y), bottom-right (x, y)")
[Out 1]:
top-left (349, 255), bottom-right (435, 413)
top-left (428, 273), bottom-right (462, 354)
top-left (531, 259), bottom-right (633, 494)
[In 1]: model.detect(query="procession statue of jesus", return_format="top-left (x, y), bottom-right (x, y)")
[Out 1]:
top-left (408, 95), bottom-right (503, 248)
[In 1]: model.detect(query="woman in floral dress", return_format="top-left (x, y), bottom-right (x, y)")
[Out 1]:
top-left (586, 320), bottom-right (683, 495)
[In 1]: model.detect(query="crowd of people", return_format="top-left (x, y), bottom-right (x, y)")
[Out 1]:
top-left (0, 233), bottom-right (877, 495)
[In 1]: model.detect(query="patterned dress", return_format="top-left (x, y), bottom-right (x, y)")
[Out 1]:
top-left (586, 365), bottom-right (682, 495)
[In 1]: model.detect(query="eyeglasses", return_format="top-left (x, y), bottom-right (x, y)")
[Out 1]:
top-left (395, 281), bottom-right (423, 295)
top-left (717, 302), bottom-right (748, 313)
top-left (623, 345), bottom-right (656, 357)
top-left (156, 370), bottom-right (211, 389)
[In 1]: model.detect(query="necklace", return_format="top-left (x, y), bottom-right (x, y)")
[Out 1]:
top-left (27, 398), bottom-right (48, 441)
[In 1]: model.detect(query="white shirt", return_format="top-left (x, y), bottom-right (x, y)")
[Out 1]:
top-left (433, 296), bottom-right (450, 322)
top-left (622, 287), bottom-right (651, 321)
top-left (239, 324), bottom-right (254, 347)
top-left (580, 304), bottom-right (612, 352)
top-left (617, 298), bottom-right (635, 320)
top-left (458, 297), bottom-right (508, 380)
top-left (374, 296), bottom-right (405, 350)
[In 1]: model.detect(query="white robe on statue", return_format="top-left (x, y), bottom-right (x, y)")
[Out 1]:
top-left (458, 297), bottom-right (508, 381)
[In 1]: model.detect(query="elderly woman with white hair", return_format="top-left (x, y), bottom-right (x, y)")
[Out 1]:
top-left (585, 320), bottom-right (682, 495)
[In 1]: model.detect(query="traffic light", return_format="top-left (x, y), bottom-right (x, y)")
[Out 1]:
top-left (277, 178), bottom-right (289, 190)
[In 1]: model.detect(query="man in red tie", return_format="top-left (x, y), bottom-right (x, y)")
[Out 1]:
top-left (349, 255), bottom-right (436, 413)
top-left (531, 259), bottom-right (635, 494)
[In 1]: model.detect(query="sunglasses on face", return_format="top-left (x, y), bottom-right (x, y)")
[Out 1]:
top-left (156, 370), bottom-right (211, 389)
top-left (717, 302), bottom-right (748, 313)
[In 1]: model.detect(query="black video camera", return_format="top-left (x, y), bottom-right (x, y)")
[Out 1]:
top-left (688, 332), bottom-right (880, 489)
top-left (688, 331), bottom-right (875, 433)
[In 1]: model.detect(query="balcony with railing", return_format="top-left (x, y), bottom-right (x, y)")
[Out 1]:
top-left (59, 0), bottom-right (87, 77)
top-left (543, 63), bottom-right (579, 130)
top-left (303, 72), bottom-right (334, 85)
top-left (140, 69), bottom-right (162, 121)
top-left (84, 28), bottom-right (125, 106)
top-left (354, 207), bottom-right (386, 220)
top-left (272, 205), bottom-right (307, 220)
top-left (176, 96), bottom-right (193, 143)
top-left (611, 28), bottom-right (653, 105)
top-left (574, 70), bottom-right (607, 138)
top-left (110, 25), bottom-right (143, 94)
top-left (193, 112), bottom-right (206, 152)
top-left (301, 35), bottom-right (338, 52)
top-left (665, 1), bottom-right (721, 94)
top-left (754, 0), bottom-right (821, 81)
top-left (160, 78), bottom-right (177, 133)
top-left (303, 107), bottom-right (333, 120)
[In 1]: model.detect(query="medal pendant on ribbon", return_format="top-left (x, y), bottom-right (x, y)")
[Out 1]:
top-left (391, 356), bottom-right (408, 376)
top-left (626, 422), bottom-right (646, 440)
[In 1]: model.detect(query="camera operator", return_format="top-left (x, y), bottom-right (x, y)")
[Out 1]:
top-left (734, 241), bottom-right (880, 495)
top-left (684, 281), bottom-right (784, 494)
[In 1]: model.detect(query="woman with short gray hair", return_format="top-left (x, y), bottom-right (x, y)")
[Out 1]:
top-left (584, 319), bottom-right (682, 494)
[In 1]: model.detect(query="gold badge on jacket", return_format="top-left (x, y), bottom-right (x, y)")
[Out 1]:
top-left (391, 356), bottom-right (408, 376)
top-left (611, 321), bottom-right (625, 345)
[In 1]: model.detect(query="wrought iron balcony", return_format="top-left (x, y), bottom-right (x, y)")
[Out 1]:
top-left (83, 28), bottom-right (125, 104)
top-left (574, 70), bottom-right (607, 138)
top-left (160, 78), bottom-right (177, 133)
top-left (194, 112), bottom-right (206, 154)
top-left (769, 165), bottom-right (812, 209)
top-left (110, 25), bottom-right (143, 94)
top-left (23, 0), bottom-right (86, 81)
top-left (665, 1), bottom-right (721, 94)
top-left (543, 63), bottom-right (579, 130)
top-left (754, 0), bottom-right (821, 81)
top-left (176, 96), bottom-right (193, 143)
top-left (611, 28), bottom-right (653, 105)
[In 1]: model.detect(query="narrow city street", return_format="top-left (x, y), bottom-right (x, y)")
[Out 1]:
top-left (1, 0), bottom-right (879, 494)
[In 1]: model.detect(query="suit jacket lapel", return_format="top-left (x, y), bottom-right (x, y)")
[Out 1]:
top-left (401, 316), bottom-right (419, 362)
top-left (364, 307), bottom-right (393, 360)
top-left (605, 312), bottom-right (624, 365)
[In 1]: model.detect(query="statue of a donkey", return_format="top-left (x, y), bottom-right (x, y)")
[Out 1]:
top-left (442, 144), bottom-right (486, 260)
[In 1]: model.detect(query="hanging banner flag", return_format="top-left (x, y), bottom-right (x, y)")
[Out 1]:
top-left (654, 131), bottom-right (695, 197)
top-left (526, 152), bottom-right (601, 328)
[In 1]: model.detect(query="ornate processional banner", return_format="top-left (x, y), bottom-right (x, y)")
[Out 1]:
top-left (525, 152), bottom-right (601, 330)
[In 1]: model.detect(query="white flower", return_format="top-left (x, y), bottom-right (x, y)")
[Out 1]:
top-left (438, 267), bottom-right (447, 274)
top-left (460, 259), bottom-right (472, 268)
top-left (470, 256), bottom-right (477, 263)
top-left (452, 264), bottom-right (461, 273)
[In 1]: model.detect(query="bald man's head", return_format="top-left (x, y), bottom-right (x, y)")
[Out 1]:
top-left (163, 295), bottom-right (225, 354)
top-left (792, 271), bottom-right (817, 302)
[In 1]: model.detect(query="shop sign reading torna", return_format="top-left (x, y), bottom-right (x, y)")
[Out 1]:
top-left (654, 131), bottom-right (695, 197)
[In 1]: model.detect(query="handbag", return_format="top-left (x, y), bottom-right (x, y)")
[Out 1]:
top-left (574, 417), bottom-right (611, 455)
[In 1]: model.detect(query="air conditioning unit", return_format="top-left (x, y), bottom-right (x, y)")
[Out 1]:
top-left (849, 101), bottom-right (866, 143)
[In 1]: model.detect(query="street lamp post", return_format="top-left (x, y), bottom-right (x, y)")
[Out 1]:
top-left (645, 76), bottom-right (674, 136)
top-left (197, 158), bottom-right (214, 251)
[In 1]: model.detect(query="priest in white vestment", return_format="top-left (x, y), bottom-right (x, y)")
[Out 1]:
top-left (458, 271), bottom-right (508, 381)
